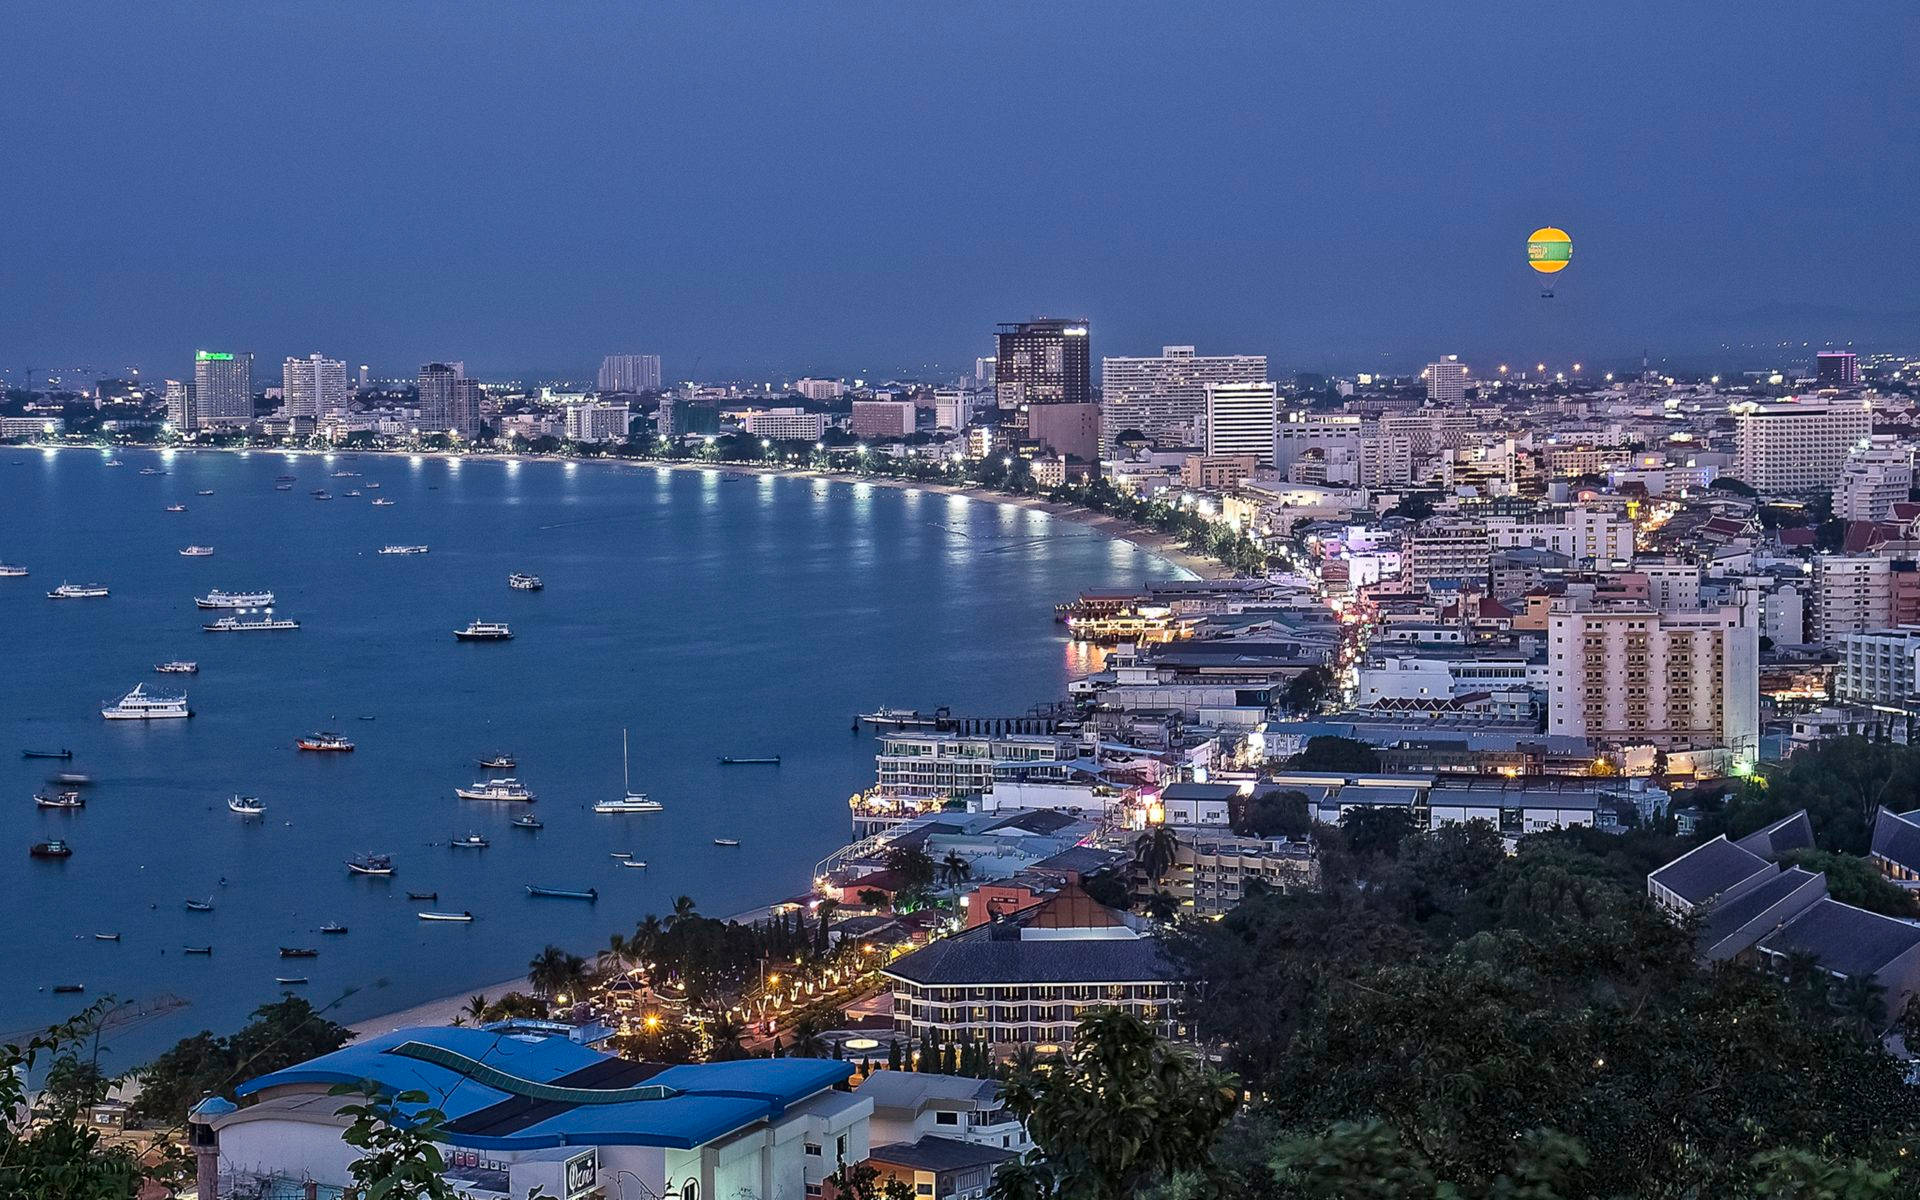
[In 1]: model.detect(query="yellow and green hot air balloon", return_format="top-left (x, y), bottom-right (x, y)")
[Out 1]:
top-left (1527, 227), bottom-right (1571, 297)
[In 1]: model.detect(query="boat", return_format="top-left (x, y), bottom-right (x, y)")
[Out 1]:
top-left (621, 859), bottom-right (648, 869)
top-left (49, 772), bottom-right (93, 786)
top-left (595, 729), bottom-right (663, 813)
top-left (196, 589), bottom-right (275, 609)
top-left (279, 947), bottom-right (318, 958)
top-left (331, 470), bottom-right (357, 478)
top-left (508, 573), bottom-right (544, 591)
top-left (30, 840), bottom-right (73, 859)
top-left (227, 795), bottom-right (265, 816)
top-left (713, 839), bottom-right (741, 847)
top-left (406, 891), bottom-right (438, 901)
top-left (0, 564), bottom-right (29, 577)
top-left (155, 661), bottom-right (199, 674)
top-left (102, 684), bottom-right (191, 720)
top-left (366, 482), bottom-right (381, 489)
top-left (312, 491), bottom-right (332, 501)
top-left (196, 490), bottom-right (215, 496)
top-left (478, 754), bottom-right (517, 769)
top-left (857, 706), bottom-right (946, 728)
top-left (346, 853), bottom-right (395, 876)
top-left (203, 612), bottom-right (300, 632)
top-left (185, 898), bottom-right (214, 912)
top-left (183, 946), bottom-right (212, 955)
top-left (379, 544), bottom-right (429, 555)
top-left (609, 851), bottom-right (632, 859)
top-left (453, 620), bottom-right (513, 642)
top-left (276, 474), bottom-right (296, 481)
top-left (48, 583), bottom-right (109, 599)
top-left (344, 490), bottom-right (361, 498)
top-left (139, 467), bottom-right (162, 476)
top-left (21, 748), bottom-right (72, 760)
top-left (296, 732), bottom-right (354, 752)
top-left (274, 977), bottom-right (308, 986)
top-left (34, 792), bottom-right (83, 810)
top-left (320, 923), bottom-right (348, 935)
top-left (510, 814), bottom-right (543, 831)
top-left (274, 483), bottom-right (293, 491)
top-left (449, 833), bottom-right (490, 850)
top-left (94, 932), bottom-right (119, 942)
top-left (52, 984), bottom-right (85, 994)
top-left (455, 778), bottom-right (534, 802)
top-left (179, 546), bottom-right (215, 557)
top-left (165, 504), bottom-right (187, 513)
top-left (719, 755), bottom-right (782, 766)
top-left (418, 911), bottom-right (475, 922)
top-left (525, 885), bottom-right (597, 902)
top-left (370, 498), bottom-right (395, 507)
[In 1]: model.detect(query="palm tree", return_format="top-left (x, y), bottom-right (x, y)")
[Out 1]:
top-left (705, 1011), bottom-right (748, 1062)
top-left (462, 994), bottom-right (491, 1024)
top-left (789, 1012), bottom-right (829, 1059)
top-left (598, 932), bottom-right (635, 980)
top-left (940, 851), bottom-right (972, 889)
top-left (527, 944), bottom-right (590, 1001)
top-left (1134, 825), bottom-right (1180, 886)
top-left (634, 913), bottom-right (665, 961)
top-left (1143, 892), bottom-right (1180, 922)
top-left (669, 895), bottom-right (699, 928)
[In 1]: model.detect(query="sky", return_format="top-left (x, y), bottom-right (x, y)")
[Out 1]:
top-left (3, 1), bottom-right (1916, 383)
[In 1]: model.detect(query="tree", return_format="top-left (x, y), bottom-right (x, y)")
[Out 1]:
top-left (991, 1009), bottom-right (1239, 1200)
top-left (1709, 476), bottom-right (1758, 499)
top-left (1338, 807), bottom-right (1416, 860)
top-left (1135, 825), bottom-right (1181, 886)
top-left (1278, 667), bottom-right (1335, 716)
top-left (670, 894), bottom-right (700, 927)
top-left (40, 1052), bottom-right (111, 1117)
top-left (826, 1160), bottom-right (917, 1200)
top-left (0, 1003), bottom-right (146, 1197)
top-left (1288, 736), bottom-right (1381, 774)
top-left (333, 1085), bottom-right (459, 1200)
top-left (1235, 789), bottom-right (1311, 839)
top-left (885, 846), bottom-right (937, 892)
top-left (1081, 870), bottom-right (1132, 911)
top-left (526, 944), bottom-right (591, 1000)
top-left (134, 996), bottom-right (353, 1124)
top-left (1777, 849), bottom-right (1918, 918)
top-left (940, 851), bottom-right (973, 889)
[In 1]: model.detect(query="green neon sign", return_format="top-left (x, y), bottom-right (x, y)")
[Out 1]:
top-left (195, 351), bottom-right (235, 362)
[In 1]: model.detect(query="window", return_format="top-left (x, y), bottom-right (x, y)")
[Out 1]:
top-left (805, 1142), bottom-right (822, 1157)
top-left (837, 1135), bottom-right (848, 1161)
top-left (936, 1111), bottom-right (959, 1126)
top-left (917, 1185), bottom-right (934, 1197)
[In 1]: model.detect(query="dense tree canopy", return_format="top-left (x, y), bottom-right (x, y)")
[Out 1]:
top-left (133, 996), bottom-right (353, 1125)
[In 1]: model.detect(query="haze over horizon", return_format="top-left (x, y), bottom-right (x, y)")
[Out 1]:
top-left (4, 1), bottom-right (1915, 381)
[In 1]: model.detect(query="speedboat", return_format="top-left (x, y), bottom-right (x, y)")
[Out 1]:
top-left (449, 833), bottom-right (489, 850)
top-left (279, 947), bottom-right (318, 958)
top-left (621, 859), bottom-right (648, 869)
top-left (228, 795), bottom-right (265, 816)
top-left (379, 544), bottom-right (428, 555)
top-left (453, 620), bottom-right (513, 642)
top-left (94, 932), bottom-right (120, 942)
top-left (406, 891), bottom-right (438, 901)
top-left (510, 814), bottom-right (543, 830)
top-left (165, 504), bottom-right (187, 513)
top-left (185, 898), bottom-right (214, 912)
top-left (274, 977), bottom-right (308, 986)
top-left (370, 498), bottom-right (395, 506)
top-left (184, 946), bottom-right (213, 955)
top-left (196, 490), bottom-right (214, 497)
top-left (455, 778), bottom-right (534, 802)
top-left (713, 839), bottom-right (741, 847)
top-left (525, 885), bottom-right (597, 902)
top-left (346, 853), bottom-right (394, 876)
top-left (719, 755), bottom-right (781, 765)
top-left (320, 923), bottom-right (348, 935)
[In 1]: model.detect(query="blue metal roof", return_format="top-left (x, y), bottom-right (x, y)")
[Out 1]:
top-left (234, 1026), bottom-right (850, 1151)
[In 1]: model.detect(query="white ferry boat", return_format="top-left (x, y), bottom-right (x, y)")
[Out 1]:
top-left (154, 661), bottom-right (199, 674)
top-left (179, 546), bottom-right (215, 557)
top-left (203, 612), bottom-right (300, 633)
top-left (508, 573), bottom-right (544, 591)
top-left (379, 544), bottom-right (428, 555)
top-left (454, 777), bottom-right (535, 802)
top-left (48, 583), bottom-right (109, 599)
top-left (102, 684), bottom-right (191, 720)
top-left (453, 620), bottom-right (513, 642)
top-left (196, 589), bottom-right (274, 609)
top-left (0, 564), bottom-right (28, 577)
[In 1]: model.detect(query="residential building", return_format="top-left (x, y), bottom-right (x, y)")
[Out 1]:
top-left (1546, 605), bottom-right (1760, 760)
top-left (598, 353), bottom-right (661, 393)
top-left (863, 1138), bottom-right (1014, 1200)
top-left (196, 1025), bottom-right (870, 1200)
top-left (1180, 454), bottom-right (1257, 490)
top-left (193, 350), bottom-right (253, 426)
top-left (1834, 436), bottom-right (1914, 522)
top-left (1165, 830), bottom-right (1316, 917)
top-left (932, 390), bottom-right (972, 433)
top-left (852, 399), bottom-right (917, 439)
top-left (1486, 509), bottom-right (1635, 565)
top-left (1204, 382), bottom-right (1278, 465)
top-left (281, 354), bottom-right (349, 421)
top-left (1814, 556), bottom-right (1893, 642)
top-left (794, 378), bottom-right (846, 402)
top-left (1424, 355), bottom-right (1469, 405)
top-left (1025, 402), bottom-right (1100, 469)
top-left (1098, 345), bottom-right (1266, 455)
top-left (1816, 350), bottom-right (1859, 388)
top-left (995, 319), bottom-right (1090, 410)
top-left (1273, 413), bottom-right (1364, 478)
top-left (417, 362), bottom-right (484, 439)
top-left (164, 379), bottom-right (196, 431)
top-left (564, 401), bottom-right (631, 444)
top-left (854, 1073), bottom-right (1030, 1155)
top-left (740, 407), bottom-right (829, 441)
top-left (1401, 520), bottom-right (1491, 589)
top-left (1732, 397), bottom-right (1873, 493)
top-left (657, 398), bottom-right (720, 439)
top-left (1833, 626), bottom-right (1920, 709)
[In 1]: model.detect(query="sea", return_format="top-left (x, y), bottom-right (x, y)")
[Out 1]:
top-left (0, 446), bottom-right (1186, 1070)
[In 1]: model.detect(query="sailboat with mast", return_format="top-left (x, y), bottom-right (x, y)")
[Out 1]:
top-left (594, 728), bottom-right (663, 813)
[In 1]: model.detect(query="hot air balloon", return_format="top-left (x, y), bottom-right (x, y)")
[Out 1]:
top-left (1527, 227), bottom-right (1572, 298)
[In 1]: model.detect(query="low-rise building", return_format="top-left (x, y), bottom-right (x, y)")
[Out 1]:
top-left (861, 1136), bottom-right (1015, 1200)
top-left (854, 1072), bottom-right (1030, 1155)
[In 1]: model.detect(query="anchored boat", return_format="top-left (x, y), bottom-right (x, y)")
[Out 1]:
top-left (296, 732), bottom-right (354, 752)
top-left (456, 778), bottom-right (534, 802)
top-left (102, 685), bottom-right (190, 720)
top-left (419, 911), bottom-right (475, 922)
top-left (525, 885), bottom-right (597, 902)
top-left (453, 619), bottom-right (513, 642)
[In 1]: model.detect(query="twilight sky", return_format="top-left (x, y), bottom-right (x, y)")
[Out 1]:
top-left (3, 1), bottom-right (1916, 382)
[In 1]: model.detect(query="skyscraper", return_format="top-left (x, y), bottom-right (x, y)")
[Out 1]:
top-left (1425, 355), bottom-right (1470, 405)
top-left (164, 379), bottom-right (196, 432)
top-left (282, 354), bottom-right (349, 420)
top-left (1100, 346), bottom-right (1267, 455)
top-left (995, 318), bottom-right (1090, 410)
top-left (1816, 351), bottom-right (1859, 387)
top-left (598, 354), bottom-right (662, 394)
top-left (417, 363), bottom-right (484, 439)
top-left (194, 350), bottom-right (254, 426)
top-left (1204, 382), bottom-right (1279, 465)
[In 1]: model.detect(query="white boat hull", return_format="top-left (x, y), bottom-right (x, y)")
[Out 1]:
top-left (103, 709), bottom-right (191, 720)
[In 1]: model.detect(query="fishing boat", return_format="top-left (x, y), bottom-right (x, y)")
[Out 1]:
top-left (419, 911), bottom-right (475, 922)
top-left (370, 498), bottom-right (395, 506)
top-left (609, 851), bottom-right (632, 859)
top-left (596, 729), bottom-right (663, 813)
top-left (21, 748), bottom-right (72, 760)
top-left (35, 792), bottom-right (83, 810)
top-left (344, 490), bottom-right (362, 498)
top-left (713, 838), bottom-right (741, 847)
top-left (455, 778), bottom-right (534, 802)
top-left (311, 490), bottom-right (332, 501)
top-left (508, 573), bottom-right (544, 591)
top-left (296, 732), bottom-right (354, 752)
top-left (203, 611), bottom-right (300, 632)
top-left (510, 814), bottom-right (542, 831)
top-left (30, 840), bottom-right (74, 859)
top-left (102, 684), bottom-right (190, 720)
top-left (196, 589), bottom-right (274, 609)
top-left (379, 544), bottom-right (429, 555)
top-left (320, 923), bottom-right (348, 935)
top-left (196, 490), bottom-right (214, 496)
top-left (179, 546), bottom-right (215, 557)
top-left (48, 583), bottom-right (109, 599)
top-left (165, 504), bottom-right (187, 513)
top-left (719, 755), bottom-right (782, 766)
top-left (453, 619), bottom-right (513, 642)
top-left (279, 946), bottom-right (318, 958)
top-left (525, 885), bottom-right (597, 902)
top-left (346, 853), bottom-right (395, 876)
top-left (155, 661), bottom-right (199, 674)
top-left (478, 754), bottom-right (517, 769)
top-left (0, 563), bottom-right (29, 577)
top-left (274, 977), bottom-right (308, 986)
top-left (185, 898), bottom-right (214, 912)
top-left (406, 891), bottom-right (438, 901)
top-left (183, 946), bottom-right (212, 955)
top-left (365, 482), bottom-right (381, 489)
top-left (449, 833), bottom-right (489, 850)
top-left (228, 795), bottom-right (265, 816)
top-left (52, 984), bottom-right (85, 994)
top-left (621, 859), bottom-right (648, 869)
top-left (94, 932), bottom-right (120, 942)
top-left (274, 483), bottom-right (294, 491)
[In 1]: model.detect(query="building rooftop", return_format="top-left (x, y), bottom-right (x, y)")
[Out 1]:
top-left (1756, 897), bottom-right (1920, 980)
top-left (854, 1072), bottom-right (1000, 1114)
top-left (869, 1135), bottom-right (1019, 1173)
top-left (1699, 866), bottom-right (1825, 956)
top-left (1871, 807), bottom-right (1920, 875)
top-left (1647, 835), bottom-right (1772, 906)
top-left (883, 924), bottom-right (1173, 987)
top-left (1733, 810), bottom-right (1815, 861)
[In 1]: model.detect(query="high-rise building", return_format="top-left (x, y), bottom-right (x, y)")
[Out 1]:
top-left (417, 363), bottom-right (484, 439)
top-left (164, 379), bottom-right (196, 432)
top-left (1547, 604), bottom-right (1760, 758)
top-left (563, 401), bottom-right (631, 444)
top-left (282, 354), bottom-right (349, 420)
top-left (851, 400), bottom-right (916, 439)
top-left (1733, 397), bottom-right (1873, 493)
top-left (1424, 355), bottom-right (1470, 405)
top-left (598, 354), bottom-right (662, 394)
top-left (793, 378), bottom-right (846, 402)
top-left (995, 318), bottom-right (1090, 410)
top-left (1203, 381), bottom-right (1278, 465)
top-left (1025, 402), bottom-right (1101, 470)
top-left (740, 408), bottom-right (829, 441)
top-left (357, 365), bottom-right (371, 390)
top-left (1835, 436), bottom-right (1915, 523)
top-left (1816, 351), bottom-right (1859, 388)
top-left (974, 356), bottom-right (997, 386)
top-left (1099, 346), bottom-right (1267, 456)
top-left (193, 350), bottom-right (254, 426)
